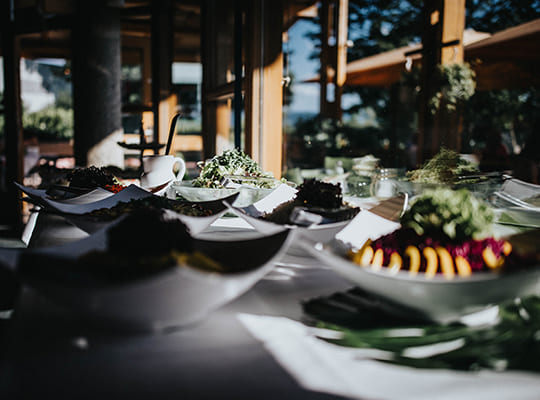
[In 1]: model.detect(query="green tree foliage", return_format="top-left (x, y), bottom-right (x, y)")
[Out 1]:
top-left (23, 107), bottom-right (74, 142)
top-left (301, 0), bottom-right (540, 159)
top-left (465, 0), bottom-right (540, 32)
top-left (463, 0), bottom-right (540, 153)
top-left (18, 60), bottom-right (73, 142)
top-left (346, 0), bottom-right (422, 61)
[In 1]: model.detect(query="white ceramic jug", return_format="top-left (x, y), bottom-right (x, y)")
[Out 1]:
top-left (140, 155), bottom-right (186, 190)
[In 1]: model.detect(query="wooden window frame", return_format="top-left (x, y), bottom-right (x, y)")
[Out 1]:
top-left (202, 0), bottom-right (284, 178)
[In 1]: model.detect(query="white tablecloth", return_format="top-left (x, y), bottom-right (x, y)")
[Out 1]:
top-left (1, 211), bottom-right (539, 400)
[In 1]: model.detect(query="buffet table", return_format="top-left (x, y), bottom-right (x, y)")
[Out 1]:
top-left (1, 210), bottom-right (540, 400)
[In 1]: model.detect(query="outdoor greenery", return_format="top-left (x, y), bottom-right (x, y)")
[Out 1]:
top-left (429, 63), bottom-right (477, 114)
top-left (24, 60), bottom-right (73, 142)
top-left (290, 0), bottom-right (540, 170)
top-left (2, 0), bottom-right (539, 164)
top-left (23, 107), bottom-right (74, 142)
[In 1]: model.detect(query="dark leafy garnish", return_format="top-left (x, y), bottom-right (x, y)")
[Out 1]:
top-left (78, 208), bottom-right (197, 282)
top-left (67, 166), bottom-right (120, 189)
top-left (263, 179), bottom-right (357, 225)
top-left (304, 289), bottom-right (540, 372)
top-left (106, 208), bottom-right (192, 256)
top-left (295, 179), bottom-right (343, 209)
top-left (88, 196), bottom-right (214, 219)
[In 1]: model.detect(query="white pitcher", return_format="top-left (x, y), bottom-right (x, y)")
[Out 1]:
top-left (140, 155), bottom-right (186, 190)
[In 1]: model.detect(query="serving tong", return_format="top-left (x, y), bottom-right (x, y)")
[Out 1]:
top-left (220, 175), bottom-right (279, 189)
top-left (492, 191), bottom-right (540, 211)
top-left (456, 171), bottom-right (508, 181)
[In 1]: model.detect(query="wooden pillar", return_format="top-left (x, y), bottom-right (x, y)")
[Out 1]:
top-left (245, 0), bottom-right (284, 178)
top-left (151, 0), bottom-right (175, 149)
top-left (319, 0), bottom-right (330, 118)
top-left (319, 0), bottom-right (348, 120)
top-left (201, 0), bottom-right (218, 161)
top-left (1, 0), bottom-right (24, 231)
top-left (72, 0), bottom-right (124, 167)
top-left (418, 0), bottom-right (465, 163)
top-left (439, 0), bottom-right (465, 152)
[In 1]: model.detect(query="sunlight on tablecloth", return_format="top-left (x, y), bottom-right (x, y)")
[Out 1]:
top-left (238, 313), bottom-right (540, 400)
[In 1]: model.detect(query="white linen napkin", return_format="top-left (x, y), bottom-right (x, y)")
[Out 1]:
top-left (335, 209), bottom-right (401, 249)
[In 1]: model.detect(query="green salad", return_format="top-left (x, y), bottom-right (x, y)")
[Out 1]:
top-left (400, 187), bottom-right (494, 241)
top-left (193, 148), bottom-right (281, 189)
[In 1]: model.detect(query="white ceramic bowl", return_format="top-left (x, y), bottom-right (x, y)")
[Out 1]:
top-left (226, 203), bottom-right (357, 259)
top-left (171, 180), bottom-right (275, 208)
top-left (16, 183), bottom-right (153, 215)
top-left (17, 226), bottom-right (292, 331)
top-left (299, 239), bottom-right (540, 324)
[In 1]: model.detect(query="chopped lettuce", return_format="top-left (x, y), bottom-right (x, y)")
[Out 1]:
top-left (193, 149), bottom-right (277, 189)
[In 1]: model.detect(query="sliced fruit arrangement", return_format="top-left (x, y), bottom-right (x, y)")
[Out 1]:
top-left (349, 228), bottom-right (513, 278)
top-left (349, 188), bottom-right (517, 279)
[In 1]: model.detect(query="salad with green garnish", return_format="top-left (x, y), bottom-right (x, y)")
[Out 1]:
top-left (400, 187), bottom-right (494, 241)
top-left (193, 148), bottom-right (282, 189)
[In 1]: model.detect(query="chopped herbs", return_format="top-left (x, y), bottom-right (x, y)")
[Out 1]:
top-left (88, 196), bottom-right (214, 218)
top-left (407, 148), bottom-right (480, 184)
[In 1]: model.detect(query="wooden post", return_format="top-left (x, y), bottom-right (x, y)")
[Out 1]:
top-left (151, 0), bottom-right (177, 151)
top-left (319, 0), bottom-right (348, 121)
top-left (72, 0), bottom-right (124, 167)
top-left (418, 0), bottom-right (465, 163)
top-left (1, 0), bottom-right (24, 232)
top-left (245, 0), bottom-right (284, 178)
top-left (201, 0), bottom-right (217, 161)
top-left (319, 0), bottom-right (330, 118)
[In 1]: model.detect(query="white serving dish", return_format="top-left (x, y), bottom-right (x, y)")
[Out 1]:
top-left (17, 183), bottom-right (153, 214)
top-left (298, 238), bottom-right (540, 324)
top-left (17, 224), bottom-right (292, 331)
top-left (171, 180), bottom-right (276, 208)
top-left (224, 184), bottom-right (357, 256)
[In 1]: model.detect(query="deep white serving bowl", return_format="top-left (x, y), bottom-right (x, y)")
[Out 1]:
top-left (298, 238), bottom-right (540, 324)
top-left (223, 183), bottom-right (359, 257)
top-left (16, 183), bottom-right (153, 214)
top-left (17, 225), bottom-right (292, 331)
top-left (171, 180), bottom-right (276, 208)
